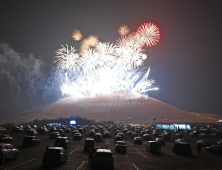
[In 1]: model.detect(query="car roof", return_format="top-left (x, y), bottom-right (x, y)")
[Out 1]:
top-left (96, 149), bottom-right (111, 153)
top-left (85, 138), bottom-right (94, 141)
top-left (116, 141), bottom-right (125, 144)
top-left (48, 147), bottom-right (64, 150)
top-left (0, 143), bottom-right (12, 146)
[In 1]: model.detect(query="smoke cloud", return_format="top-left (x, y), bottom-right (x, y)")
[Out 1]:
top-left (0, 42), bottom-right (65, 116)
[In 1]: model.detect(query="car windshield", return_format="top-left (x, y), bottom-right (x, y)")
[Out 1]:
top-left (95, 152), bottom-right (112, 157)
top-left (46, 149), bottom-right (61, 154)
top-left (150, 142), bottom-right (158, 146)
top-left (117, 142), bottom-right (125, 145)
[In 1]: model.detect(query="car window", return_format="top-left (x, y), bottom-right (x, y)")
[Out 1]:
top-left (8, 145), bottom-right (13, 149)
top-left (4, 145), bottom-right (9, 149)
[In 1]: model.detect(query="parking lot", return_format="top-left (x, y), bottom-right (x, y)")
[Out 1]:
top-left (1, 127), bottom-right (222, 170)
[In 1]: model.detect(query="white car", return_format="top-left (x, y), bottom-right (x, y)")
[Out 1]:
top-left (115, 141), bottom-right (127, 153)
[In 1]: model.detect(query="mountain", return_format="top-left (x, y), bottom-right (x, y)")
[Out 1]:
top-left (1, 93), bottom-right (221, 125)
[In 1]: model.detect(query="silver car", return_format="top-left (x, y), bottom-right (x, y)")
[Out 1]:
top-left (0, 144), bottom-right (19, 164)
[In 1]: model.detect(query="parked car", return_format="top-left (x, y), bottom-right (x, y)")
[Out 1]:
top-left (117, 132), bottom-right (124, 139)
top-left (143, 134), bottom-right (151, 140)
top-left (133, 137), bottom-right (142, 144)
top-left (103, 131), bottom-right (110, 138)
top-left (89, 129), bottom-right (95, 137)
top-left (73, 133), bottom-right (82, 140)
top-left (94, 133), bottom-right (102, 142)
top-left (0, 127), bottom-right (6, 132)
top-left (114, 135), bottom-right (123, 143)
top-left (0, 143), bottom-right (19, 164)
top-left (155, 138), bottom-right (165, 146)
top-left (196, 140), bottom-right (211, 147)
top-left (57, 129), bottom-right (64, 135)
top-left (11, 126), bottom-right (23, 133)
top-left (189, 131), bottom-right (198, 137)
top-left (91, 149), bottom-right (114, 169)
top-left (54, 137), bottom-right (71, 149)
top-left (84, 138), bottom-right (94, 152)
top-left (72, 130), bottom-right (79, 136)
top-left (146, 141), bottom-right (161, 153)
top-left (115, 141), bottom-right (127, 153)
top-left (50, 127), bottom-right (57, 132)
top-left (27, 129), bottom-right (38, 136)
top-left (206, 145), bottom-right (222, 155)
top-left (37, 127), bottom-right (48, 134)
top-left (175, 138), bottom-right (187, 143)
top-left (42, 147), bottom-right (68, 166)
top-left (50, 132), bottom-right (62, 139)
top-left (217, 140), bottom-right (222, 145)
top-left (0, 134), bottom-right (13, 143)
top-left (65, 128), bottom-right (71, 133)
top-left (78, 128), bottom-right (83, 133)
top-left (173, 142), bottom-right (192, 155)
top-left (132, 132), bottom-right (138, 139)
top-left (152, 131), bottom-right (159, 137)
top-left (23, 136), bottom-right (40, 146)
top-left (198, 133), bottom-right (208, 138)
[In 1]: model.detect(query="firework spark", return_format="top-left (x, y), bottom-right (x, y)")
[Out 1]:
top-left (71, 29), bottom-right (83, 41)
top-left (118, 25), bottom-right (130, 36)
top-left (137, 22), bottom-right (160, 47)
top-left (55, 22), bottom-right (160, 97)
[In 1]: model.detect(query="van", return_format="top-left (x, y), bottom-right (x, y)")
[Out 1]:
top-left (146, 141), bottom-right (161, 153)
top-left (84, 138), bottom-right (94, 152)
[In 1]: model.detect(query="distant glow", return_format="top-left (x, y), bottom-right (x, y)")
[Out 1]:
top-left (54, 22), bottom-right (160, 97)
top-left (70, 120), bottom-right (76, 125)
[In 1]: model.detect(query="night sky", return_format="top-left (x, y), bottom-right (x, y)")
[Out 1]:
top-left (0, 0), bottom-right (222, 118)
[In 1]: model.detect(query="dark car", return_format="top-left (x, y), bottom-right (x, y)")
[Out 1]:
top-left (132, 132), bottom-right (138, 139)
top-left (57, 129), bottom-right (64, 135)
top-left (73, 133), bottom-right (82, 140)
top-left (133, 137), bottom-right (142, 144)
top-left (65, 128), bottom-right (71, 133)
top-left (50, 127), bottom-right (57, 132)
top-left (103, 131), bottom-right (110, 138)
top-left (84, 138), bottom-right (94, 152)
top-left (89, 129), bottom-right (95, 137)
top-left (206, 145), bottom-right (222, 155)
top-left (91, 149), bottom-right (114, 169)
top-left (78, 128), bottom-right (83, 133)
top-left (37, 127), bottom-right (48, 134)
top-left (42, 147), bottom-right (68, 166)
top-left (11, 127), bottom-right (23, 133)
top-left (155, 138), bottom-right (165, 146)
top-left (146, 141), bottom-right (161, 153)
top-left (117, 132), bottom-right (124, 139)
top-left (0, 134), bottom-right (13, 143)
top-left (143, 134), bottom-right (151, 140)
top-left (115, 141), bottom-right (127, 153)
top-left (0, 144), bottom-right (19, 164)
top-left (196, 140), bottom-right (211, 147)
top-left (27, 129), bottom-right (38, 136)
top-left (94, 133), bottom-right (102, 142)
top-left (54, 137), bottom-right (71, 149)
top-left (72, 129), bottom-right (79, 136)
top-left (23, 136), bottom-right (40, 146)
top-left (50, 132), bottom-right (62, 139)
top-left (115, 135), bottom-right (123, 143)
top-left (173, 142), bottom-right (192, 155)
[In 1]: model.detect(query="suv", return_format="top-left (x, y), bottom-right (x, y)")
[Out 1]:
top-left (94, 133), bottom-right (102, 142)
top-left (42, 147), bottom-right (68, 166)
top-left (146, 141), bottom-right (161, 153)
top-left (0, 134), bottom-right (13, 143)
top-left (0, 144), bottom-right (19, 164)
top-left (23, 136), bottom-right (40, 146)
top-left (84, 138), bottom-right (94, 152)
top-left (92, 149), bottom-right (114, 169)
top-left (115, 141), bottom-right (127, 153)
top-left (54, 137), bottom-right (71, 149)
top-left (173, 142), bottom-right (192, 155)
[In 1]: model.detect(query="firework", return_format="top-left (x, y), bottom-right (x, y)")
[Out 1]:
top-left (71, 29), bottom-right (83, 41)
top-left (55, 22), bottom-right (160, 97)
top-left (54, 45), bottom-right (80, 71)
top-left (137, 22), bottom-right (160, 47)
top-left (118, 25), bottom-right (130, 36)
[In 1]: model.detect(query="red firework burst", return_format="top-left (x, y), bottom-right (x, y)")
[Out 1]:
top-left (137, 22), bottom-right (160, 47)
